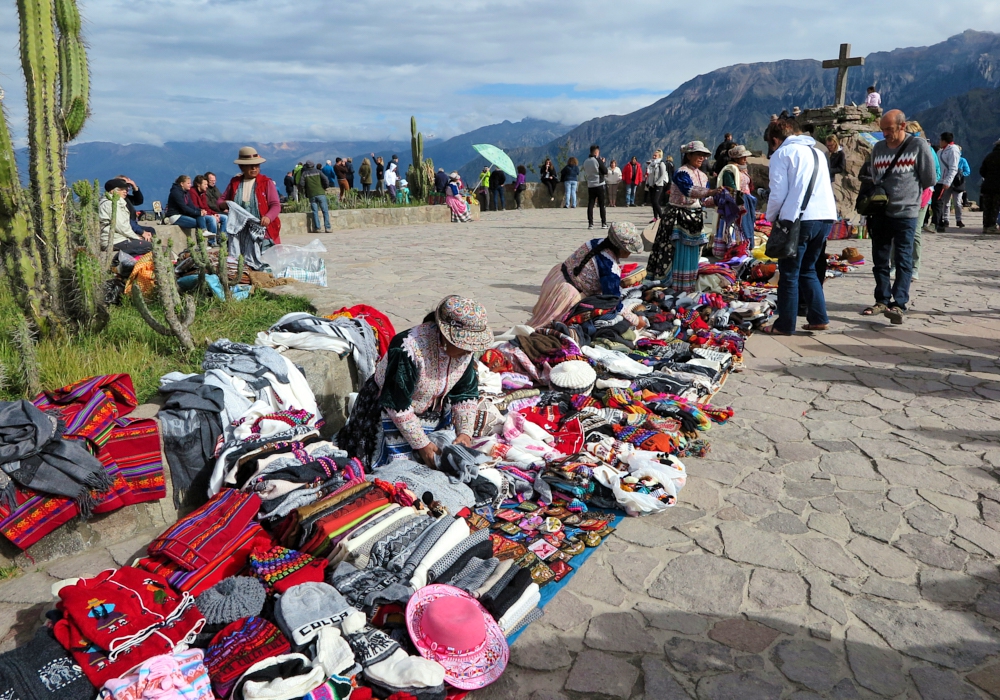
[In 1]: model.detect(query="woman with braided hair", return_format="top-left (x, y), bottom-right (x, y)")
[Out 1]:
top-left (527, 222), bottom-right (646, 329)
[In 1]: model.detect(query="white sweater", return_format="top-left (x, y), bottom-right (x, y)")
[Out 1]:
top-left (766, 135), bottom-right (838, 222)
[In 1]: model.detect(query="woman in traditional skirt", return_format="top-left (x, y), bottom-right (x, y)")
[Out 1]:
top-left (445, 172), bottom-right (472, 222)
top-left (338, 296), bottom-right (493, 468)
top-left (646, 141), bottom-right (721, 291)
top-left (527, 222), bottom-right (646, 329)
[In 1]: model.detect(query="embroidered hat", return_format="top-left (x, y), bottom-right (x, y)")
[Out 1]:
top-left (196, 576), bottom-right (266, 626)
top-left (680, 140), bottom-right (711, 156)
top-left (205, 617), bottom-right (290, 699)
top-left (405, 584), bottom-right (509, 690)
top-left (234, 146), bottom-right (266, 165)
top-left (727, 145), bottom-right (753, 160)
top-left (607, 221), bottom-right (643, 254)
top-left (276, 582), bottom-right (353, 646)
top-left (549, 360), bottom-right (597, 394)
top-left (434, 296), bottom-right (494, 353)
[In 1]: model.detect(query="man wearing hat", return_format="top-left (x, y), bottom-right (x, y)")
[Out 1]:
top-left (100, 178), bottom-right (152, 256)
top-left (217, 147), bottom-right (282, 244)
top-left (528, 221), bottom-right (646, 329)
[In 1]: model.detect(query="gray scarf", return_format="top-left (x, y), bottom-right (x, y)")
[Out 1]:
top-left (0, 400), bottom-right (112, 517)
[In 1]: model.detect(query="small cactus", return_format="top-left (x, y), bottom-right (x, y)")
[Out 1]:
top-left (73, 247), bottom-right (102, 320)
top-left (11, 312), bottom-right (41, 397)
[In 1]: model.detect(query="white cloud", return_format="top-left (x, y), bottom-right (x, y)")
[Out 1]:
top-left (0, 0), bottom-right (998, 145)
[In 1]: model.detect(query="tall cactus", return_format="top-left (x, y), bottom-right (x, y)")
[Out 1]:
top-left (0, 0), bottom-right (94, 341)
top-left (408, 116), bottom-right (432, 200)
top-left (131, 233), bottom-right (195, 352)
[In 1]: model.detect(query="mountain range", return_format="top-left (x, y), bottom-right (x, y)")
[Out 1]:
top-left (24, 118), bottom-right (574, 206)
top-left (487, 30), bottom-right (1000, 197)
top-left (22, 30), bottom-right (1000, 203)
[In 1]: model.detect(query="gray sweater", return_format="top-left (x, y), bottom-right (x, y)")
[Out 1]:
top-left (869, 136), bottom-right (937, 219)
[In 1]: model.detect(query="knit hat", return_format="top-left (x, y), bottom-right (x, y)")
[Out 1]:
top-left (364, 648), bottom-right (447, 691)
top-left (205, 617), bottom-right (291, 699)
top-left (549, 360), bottom-right (597, 394)
top-left (340, 611), bottom-right (401, 668)
top-left (231, 653), bottom-right (326, 700)
top-left (249, 546), bottom-right (327, 594)
top-left (196, 576), bottom-right (266, 626)
top-left (302, 676), bottom-right (353, 700)
top-left (435, 296), bottom-right (493, 352)
top-left (313, 626), bottom-right (357, 678)
top-left (276, 582), bottom-right (353, 646)
top-left (102, 649), bottom-right (212, 700)
top-left (0, 627), bottom-right (93, 700)
top-left (607, 221), bottom-right (643, 254)
top-left (406, 584), bottom-right (508, 690)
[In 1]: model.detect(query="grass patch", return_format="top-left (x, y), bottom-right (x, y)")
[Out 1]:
top-left (0, 565), bottom-right (20, 581)
top-left (0, 286), bottom-right (314, 404)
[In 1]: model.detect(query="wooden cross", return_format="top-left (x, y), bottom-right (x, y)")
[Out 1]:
top-left (822, 43), bottom-right (865, 107)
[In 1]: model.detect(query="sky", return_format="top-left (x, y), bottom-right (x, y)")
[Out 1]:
top-left (1, 0), bottom-right (999, 147)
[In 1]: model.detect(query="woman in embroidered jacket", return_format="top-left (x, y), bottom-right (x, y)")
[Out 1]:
top-left (340, 296), bottom-right (494, 468)
top-left (647, 141), bottom-right (722, 291)
top-left (527, 222), bottom-right (646, 329)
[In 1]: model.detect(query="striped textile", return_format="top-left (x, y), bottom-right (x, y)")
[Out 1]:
top-left (148, 489), bottom-right (261, 570)
top-left (136, 522), bottom-right (271, 595)
top-left (0, 374), bottom-right (166, 550)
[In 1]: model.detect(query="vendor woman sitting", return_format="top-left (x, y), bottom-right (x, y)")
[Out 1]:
top-left (528, 221), bottom-right (645, 329)
top-left (339, 295), bottom-right (494, 468)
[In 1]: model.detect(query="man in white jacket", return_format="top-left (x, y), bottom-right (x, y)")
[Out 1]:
top-left (933, 132), bottom-right (961, 232)
top-left (763, 120), bottom-right (838, 336)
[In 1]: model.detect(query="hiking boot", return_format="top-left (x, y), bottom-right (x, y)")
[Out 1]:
top-left (957, 221), bottom-right (966, 228)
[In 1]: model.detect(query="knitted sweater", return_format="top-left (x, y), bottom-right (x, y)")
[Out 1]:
top-left (870, 136), bottom-right (937, 218)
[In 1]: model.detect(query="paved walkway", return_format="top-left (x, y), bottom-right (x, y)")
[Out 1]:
top-left (288, 208), bottom-right (1000, 699)
top-left (2, 207), bottom-right (1000, 699)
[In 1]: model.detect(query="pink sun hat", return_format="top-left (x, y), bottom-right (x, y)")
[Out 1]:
top-left (405, 584), bottom-right (508, 690)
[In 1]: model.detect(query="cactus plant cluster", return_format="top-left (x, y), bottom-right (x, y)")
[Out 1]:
top-left (406, 116), bottom-right (434, 201)
top-left (0, 0), bottom-right (100, 339)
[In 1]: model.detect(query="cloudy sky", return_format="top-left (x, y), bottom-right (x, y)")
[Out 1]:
top-left (1, 0), bottom-right (998, 146)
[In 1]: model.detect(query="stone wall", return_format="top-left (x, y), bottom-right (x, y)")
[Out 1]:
top-left (476, 182), bottom-right (655, 210)
top-left (150, 203), bottom-right (470, 247)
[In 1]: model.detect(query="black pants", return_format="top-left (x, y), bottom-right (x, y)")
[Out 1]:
top-left (514, 187), bottom-right (524, 209)
top-left (114, 239), bottom-right (153, 257)
top-left (650, 185), bottom-right (664, 220)
top-left (542, 179), bottom-right (556, 198)
top-left (982, 192), bottom-right (1000, 229)
top-left (931, 183), bottom-right (949, 230)
top-left (587, 186), bottom-right (606, 226)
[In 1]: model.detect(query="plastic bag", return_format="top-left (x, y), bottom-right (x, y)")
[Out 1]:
top-left (592, 465), bottom-right (667, 517)
top-left (624, 452), bottom-right (688, 496)
top-left (260, 239), bottom-right (328, 287)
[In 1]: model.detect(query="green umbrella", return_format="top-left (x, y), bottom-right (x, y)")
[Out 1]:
top-left (472, 144), bottom-right (516, 178)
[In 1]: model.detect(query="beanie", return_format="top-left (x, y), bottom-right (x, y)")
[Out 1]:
top-left (549, 360), bottom-right (597, 394)
top-left (204, 617), bottom-right (290, 699)
top-left (249, 546), bottom-right (327, 594)
top-left (276, 582), bottom-right (353, 646)
top-left (195, 576), bottom-right (266, 626)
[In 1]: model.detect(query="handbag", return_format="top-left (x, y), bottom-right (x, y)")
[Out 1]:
top-left (856, 136), bottom-right (911, 216)
top-left (765, 148), bottom-right (819, 259)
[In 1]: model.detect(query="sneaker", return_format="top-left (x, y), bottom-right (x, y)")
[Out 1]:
top-left (324, 228), bottom-right (331, 233)
top-left (601, 223), bottom-right (608, 228)
top-left (957, 222), bottom-right (965, 228)
top-left (912, 273), bottom-right (920, 280)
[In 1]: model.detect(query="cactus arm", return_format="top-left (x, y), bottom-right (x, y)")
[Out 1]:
top-left (11, 311), bottom-right (42, 396)
top-left (54, 0), bottom-right (89, 140)
top-left (130, 283), bottom-right (170, 335)
top-left (132, 232), bottom-right (195, 351)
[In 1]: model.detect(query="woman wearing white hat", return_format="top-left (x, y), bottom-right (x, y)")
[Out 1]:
top-left (713, 144), bottom-right (756, 258)
top-left (647, 141), bottom-right (722, 291)
top-left (445, 172), bottom-right (471, 222)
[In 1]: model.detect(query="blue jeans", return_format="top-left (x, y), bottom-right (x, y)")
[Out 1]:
top-left (625, 183), bottom-right (637, 205)
top-left (564, 181), bottom-right (578, 208)
top-left (310, 194), bottom-right (330, 230)
top-left (774, 219), bottom-right (832, 333)
top-left (201, 214), bottom-right (226, 235)
top-left (174, 215), bottom-right (212, 230)
top-left (870, 214), bottom-right (917, 310)
top-left (491, 187), bottom-right (505, 211)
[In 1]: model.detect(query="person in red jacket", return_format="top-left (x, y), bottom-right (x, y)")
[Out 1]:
top-left (621, 156), bottom-right (645, 207)
top-left (187, 175), bottom-right (227, 237)
top-left (218, 146), bottom-right (282, 245)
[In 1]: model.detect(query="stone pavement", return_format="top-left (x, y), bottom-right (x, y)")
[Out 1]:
top-left (1, 207), bottom-right (1000, 699)
top-left (287, 208), bottom-right (1000, 699)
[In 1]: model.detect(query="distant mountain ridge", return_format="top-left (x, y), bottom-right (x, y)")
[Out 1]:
top-left (493, 30), bottom-right (1000, 180)
top-left (24, 118), bottom-right (574, 205)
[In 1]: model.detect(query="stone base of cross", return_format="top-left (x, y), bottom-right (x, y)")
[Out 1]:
top-left (822, 43), bottom-right (865, 108)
